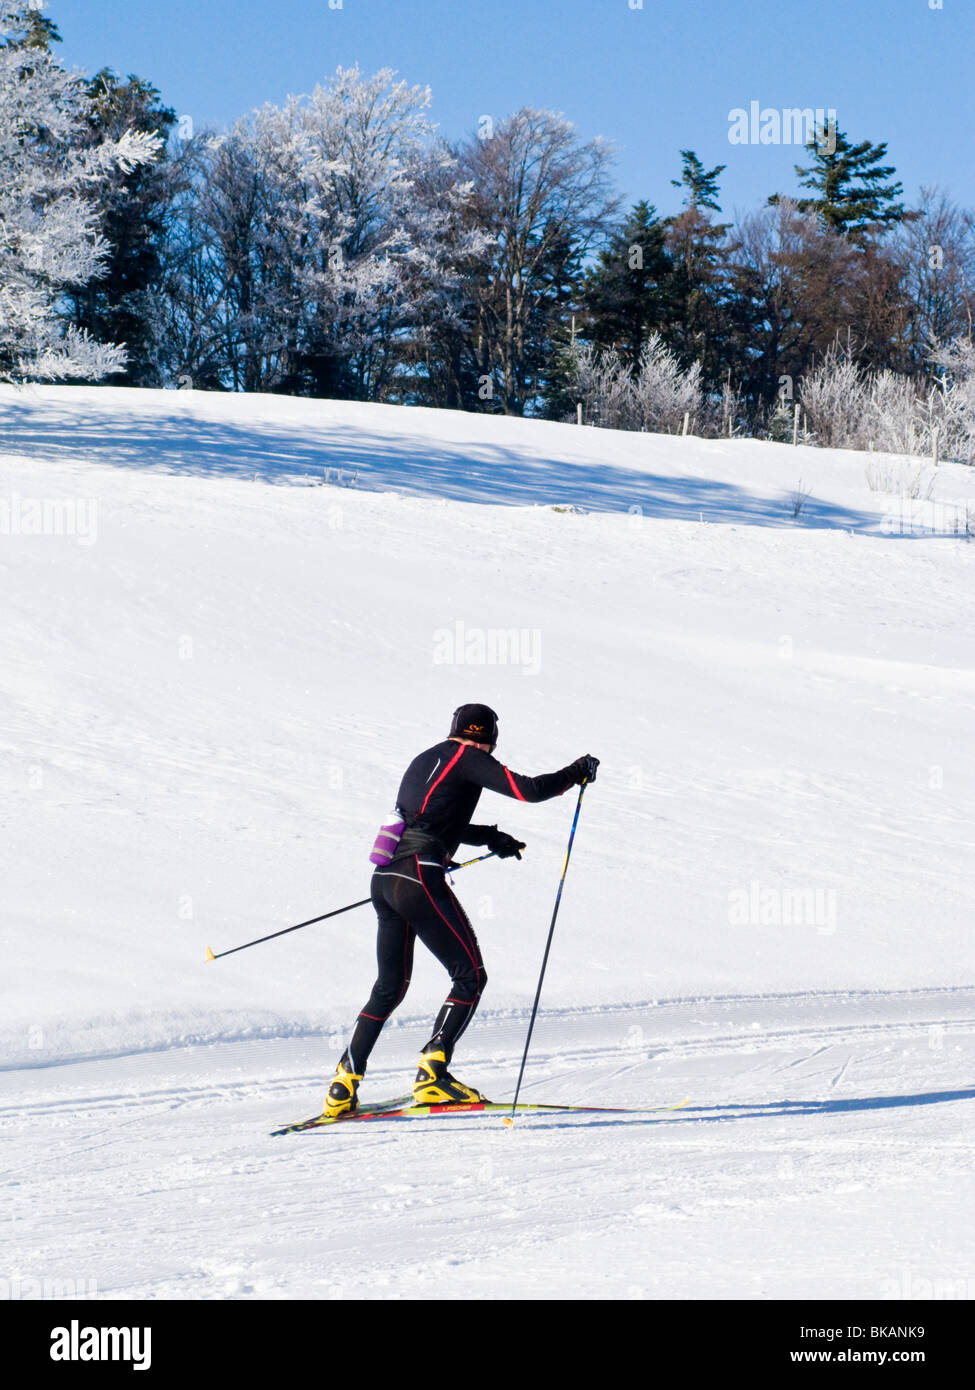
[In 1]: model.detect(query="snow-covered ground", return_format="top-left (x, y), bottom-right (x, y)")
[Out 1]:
top-left (2, 384), bottom-right (974, 1300)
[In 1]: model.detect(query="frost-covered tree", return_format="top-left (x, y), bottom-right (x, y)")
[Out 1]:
top-left (797, 344), bottom-right (866, 447)
top-left (798, 338), bottom-right (975, 462)
top-left (930, 337), bottom-right (975, 465)
top-left (570, 342), bottom-right (632, 428)
top-left (629, 333), bottom-right (703, 432)
top-left (569, 332), bottom-right (702, 433)
top-left (0, 1), bottom-right (160, 382)
top-left (162, 67), bottom-right (483, 398)
top-left (388, 139), bottom-right (494, 408)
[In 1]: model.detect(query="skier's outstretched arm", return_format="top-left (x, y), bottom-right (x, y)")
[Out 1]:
top-left (461, 749), bottom-right (598, 804)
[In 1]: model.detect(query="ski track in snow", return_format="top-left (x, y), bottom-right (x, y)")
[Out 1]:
top-left (3, 992), bottom-right (975, 1301)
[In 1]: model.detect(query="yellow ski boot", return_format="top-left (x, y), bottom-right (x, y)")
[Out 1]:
top-left (323, 1051), bottom-right (362, 1119)
top-left (413, 1049), bottom-right (485, 1104)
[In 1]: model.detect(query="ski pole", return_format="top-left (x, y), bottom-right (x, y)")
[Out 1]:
top-left (506, 780), bottom-right (589, 1123)
top-left (204, 850), bottom-right (497, 963)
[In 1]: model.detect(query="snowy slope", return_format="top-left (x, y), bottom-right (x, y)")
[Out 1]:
top-left (1, 384), bottom-right (974, 1300)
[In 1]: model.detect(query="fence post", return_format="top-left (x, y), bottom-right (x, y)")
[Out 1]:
top-left (577, 402), bottom-right (583, 426)
top-left (932, 424), bottom-right (940, 467)
top-left (793, 403), bottom-right (801, 446)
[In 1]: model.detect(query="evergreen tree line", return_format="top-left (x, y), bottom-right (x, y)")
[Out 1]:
top-left (3, 3), bottom-right (974, 457)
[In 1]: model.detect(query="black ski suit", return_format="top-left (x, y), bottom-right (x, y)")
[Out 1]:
top-left (348, 739), bottom-right (576, 1071)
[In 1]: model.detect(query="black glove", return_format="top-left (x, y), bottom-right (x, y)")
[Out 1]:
top-left (485, 827), bottom-right (526, 860)
top-left (564, 754), bottom-right (599, 786)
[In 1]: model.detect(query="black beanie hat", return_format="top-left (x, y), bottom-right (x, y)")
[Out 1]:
top-left (449, 703), bottom-right (499, 749)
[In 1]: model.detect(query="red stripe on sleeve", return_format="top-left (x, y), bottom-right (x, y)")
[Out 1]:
top-left (503, 766), bottom-right (528, 802)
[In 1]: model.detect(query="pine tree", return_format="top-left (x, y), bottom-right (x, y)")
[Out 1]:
top-left (671, 150), bottom-right (726, 213)
top-left (663, 153), bottom-right (732, 388)
top-left (783, 127), bottom-right (908, 242)
top-left (64, 69), bottom-right (176, 385)
top-left (579, 201), bottom-right (674, 368)
top-left (9, 0), bottom-right (59, 49)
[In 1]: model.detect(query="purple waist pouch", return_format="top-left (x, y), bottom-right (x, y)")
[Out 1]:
top-left (369, 812), bottom-right (406, 867)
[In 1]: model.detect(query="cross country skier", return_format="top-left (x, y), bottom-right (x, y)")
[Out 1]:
top-left (323, 704), bottom-right (599, 1116)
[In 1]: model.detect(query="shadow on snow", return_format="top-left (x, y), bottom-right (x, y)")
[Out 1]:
top-left (2, 396), bottom-right (896, 531)
top-left (392, 1086), bottom-right (975, 1131)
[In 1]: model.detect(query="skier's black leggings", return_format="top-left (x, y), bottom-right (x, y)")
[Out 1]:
top-left (347, 856), bottom-right (487, 1073)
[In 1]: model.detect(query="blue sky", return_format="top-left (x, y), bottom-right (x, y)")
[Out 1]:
top-left (48, 0), bottom-right (974, 219)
